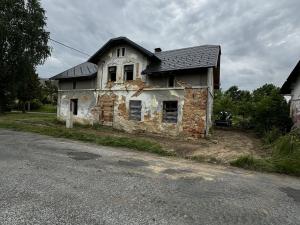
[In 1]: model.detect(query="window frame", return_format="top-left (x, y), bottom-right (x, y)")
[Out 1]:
top-left (108, 66), bottom-right (117, 82)
top-left (162, 101), bottom-right (178, 123)
top-left (167, 75), bottom-right (175, 87)
top-left (124, 64), bottom-right (134, 81)
top-left (129, 100), bottom-right (142, 121)
top-left (70, 99), bottom-right (78, 116)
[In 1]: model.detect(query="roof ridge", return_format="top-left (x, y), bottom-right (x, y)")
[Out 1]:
top-left (156, 45), bottom-right (220, 54)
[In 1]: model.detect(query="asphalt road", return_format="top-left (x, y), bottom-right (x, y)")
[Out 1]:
top-left (0, 130), bottom-right (299, 225)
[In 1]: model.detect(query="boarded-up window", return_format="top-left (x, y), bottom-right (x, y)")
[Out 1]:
top-left (163, 101), bottom-right (178, 123)
top-left (129, 100), bottom-right (142, 121)
top-left (124, 65), bottom-right (134, 81)
top-left (70, 99), bottom-right (78, 115)
top-left (108, 66), bottom-right (117, 82)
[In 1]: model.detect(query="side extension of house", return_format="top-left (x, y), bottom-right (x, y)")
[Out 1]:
top-left (51, 37), bottom-right (221, 138)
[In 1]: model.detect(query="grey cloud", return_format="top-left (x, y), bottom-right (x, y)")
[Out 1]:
top-left (37, 0), bottom-right (300, 91)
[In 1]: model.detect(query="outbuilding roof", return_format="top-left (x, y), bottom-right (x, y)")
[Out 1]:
top-left (142, 45), bottom-right (221, 74)
top-left (50, 62), bottom-right (98, 80)
top-left (281, 60), bottom-right (300, 94)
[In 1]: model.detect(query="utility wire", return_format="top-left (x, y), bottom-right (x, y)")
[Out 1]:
top-left (49, 38), bottom-right (91, 57)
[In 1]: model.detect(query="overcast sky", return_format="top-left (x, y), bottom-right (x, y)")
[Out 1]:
top-left (37, 0), bottom-right (300, 90)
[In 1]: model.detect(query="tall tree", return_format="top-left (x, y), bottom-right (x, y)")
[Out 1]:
top-left (0, 0), bottom-right (50, 112)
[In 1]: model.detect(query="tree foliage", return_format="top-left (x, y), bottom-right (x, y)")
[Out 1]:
top-left (214, 84), bottom-right (292, 135)
top-left (0, 0), bottom-right (50, 112)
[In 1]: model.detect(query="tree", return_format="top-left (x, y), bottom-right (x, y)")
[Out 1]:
top-left (251, 84), bottom-right (292, 134)
top-left (41, 80), bottom-right (58, 104)
top-left (0, 0), bottom-right (50, 113)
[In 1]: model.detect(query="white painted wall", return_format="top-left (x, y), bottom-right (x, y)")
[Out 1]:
top-left (291, 76), bottom-right (300, 127)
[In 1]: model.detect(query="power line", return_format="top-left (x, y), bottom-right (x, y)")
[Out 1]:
top-left (49, 38), bottom-right (91, 57)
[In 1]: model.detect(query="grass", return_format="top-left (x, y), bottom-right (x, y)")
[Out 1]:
top-left (31, 104), bottom-right (57, 113)
top-left (0, 113), bottom-right (172, 156)
top-left (230, 130), bottom-right (300, 176)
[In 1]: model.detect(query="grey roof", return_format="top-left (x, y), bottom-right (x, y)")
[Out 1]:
top-left (281, 60), bottom-right (300, 94)
top-left (142, 45), bottom-right (221, 74)
top-left (50, 62), bottom-right (98, 80)
top-left (88, 36), bottom-right (160, 64)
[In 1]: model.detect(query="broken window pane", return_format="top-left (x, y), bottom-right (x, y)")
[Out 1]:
top-left (70, 99), bottom-right (78, 115)
top-left (163, 101), bottom-right (178, 123)
top-left (108, 66), bottom-right (117, 82)
top-left (129, 100), bottom-right (142, 121)
top-left (124, 65), bottom-right (134, 81)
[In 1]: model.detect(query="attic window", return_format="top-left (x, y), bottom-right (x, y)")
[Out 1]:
top-left (124, 65), bottom-right (134, 81)
top-left (117, 48), bottom-right (126, 57)
top-left (163, 101), bottom-right (178, 123)
top-left (108, 66), bottom-right (117, 82)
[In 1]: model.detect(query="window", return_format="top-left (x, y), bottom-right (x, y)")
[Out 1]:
top-left (108, 66), bottom-right (117, 82)
top-left (163, 101), bottom-right (178, 123)
top-left (124, 65), bottom-right (134, 81)
top-left (168, 76), bottom-right (175, 87)
top-left (70, 99), bottom-right (78, 115)
top-left (72, 80), bottom-right (76, 89)
top-left (129, 100), bottom-right (142, 121)
top-left (116, 48), bottom-right (126, 57)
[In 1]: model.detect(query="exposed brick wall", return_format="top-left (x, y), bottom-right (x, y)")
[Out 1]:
top-left (182, 88), bottom-right (207, 138)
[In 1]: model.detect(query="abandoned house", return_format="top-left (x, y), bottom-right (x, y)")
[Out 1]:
top-left (281, 60), bottom-right (300, 128)
top-left (51, 37), bottom-right (221, 138)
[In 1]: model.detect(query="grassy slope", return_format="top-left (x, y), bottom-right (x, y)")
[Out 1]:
top-left (0, 113), bottom-right (172, 156)
top-left (230, 131), bottom-right (300, 176)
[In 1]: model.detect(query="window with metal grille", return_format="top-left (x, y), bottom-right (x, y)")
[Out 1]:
top-left (108, 66), bottom-right (117, 82)
top-left (129, 100), bottom-right (142, 121)
top-left (124, 65), bottom-right (134, 81)
top-left (163, 101), bottom-right (178, 123)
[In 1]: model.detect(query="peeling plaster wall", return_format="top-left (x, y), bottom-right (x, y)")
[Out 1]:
top-left (291, 76), bottom-right (300, 127)
top-left (57, 90), bottom-right (98, 125)
top-left (107, 89), bottom-right (186, 136)
top-left (97, 44), bottom-right (149, 90)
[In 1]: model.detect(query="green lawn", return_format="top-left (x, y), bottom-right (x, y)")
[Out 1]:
top-left (0, 113), bottom-right (172, 156)
top-left (31, 104), bottom-right (57, 113)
